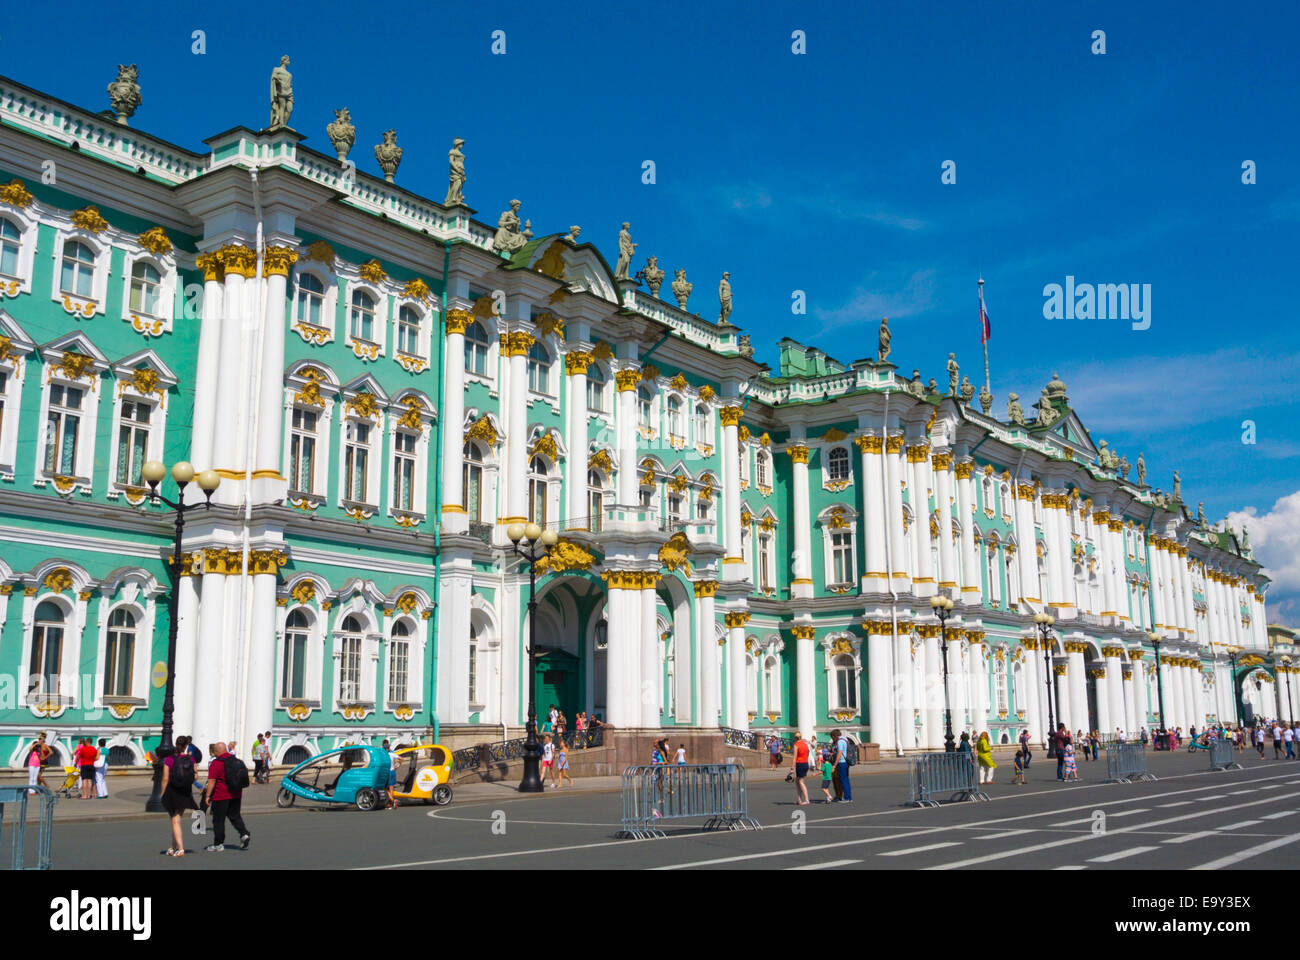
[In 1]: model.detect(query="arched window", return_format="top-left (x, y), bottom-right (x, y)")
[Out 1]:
top-left (827, 447), bottom-right (850, 481)
top-left (756, 451), bottom-right (769, 487)
top-left (758, 531), bottom-right (773, 591)
top-left (986, 542), bottom-right (1002, 606)
top-left (104, 607), bottom-right (136, 697)
top-left (668, 489), bottom-right (684, 524)
top-left (1007, 550), bottom-right (1020, 604)
top-left (982, 475), bottom-right (993, 512)
top-left (667, 396), bottom-right (683, 441)
top-left (468, 618), bottom-right (481, 704)
top-left (338, 615), bottom-right (364, 702)
top-left (694, 403), bottom-right (709, 442)
top-left (764, 655), bottom-right (780, 713)
top-left (388, 620), bottom-right (411, 704)
top-left (296, 273), bottom-right (325, 326)
top-left (1037, 551), bottom-right (1048, 604)
top-left (464, 321), bottom-right (489, 375)
top-left (350, 290), bottom-right (376, 342)
top-left (637, 384), bottom-right (654, 428)
top-left (528, 456), bottom-right (548, 525)
top-left (29, 601), bottom-right (65, 697)
top-left (128, 261), bottom-right (162, 316)
top-left (463, 442), bottom-right (484, 522)
top-left (588, 469), bottom-right (605, 532)
top-left (586, 363), bottom-right (607, 411)
top-left (999, 482), bottom-right (1012, 517)
top-left (832, 653), bottom-right (857, 710)
top-left (289, 407), bottom-right (318, 494)
top-left (527, 342), bottom-right (551, 393)
top-left (0, 218), bottom-right (20, 279)
top-left (60, 241), bottom-right (95, 297)
top-left (282, 609), bottom-right (310, 700)
top-left (397, 305), bottom-right (421, 356)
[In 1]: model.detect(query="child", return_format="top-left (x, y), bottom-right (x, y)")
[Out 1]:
top-left (1012, 749), bottom-right (1026, 785)
top-left (555, 740), bottom-right (574, 788)
top-left (1063, 740), bottom-right (1078, 781)
top-left (674, 743), bottom-right (687, 765)
top-left (819, 755), bottom-right (834, 803)
top-left (541, 735), bottom-right (555, 786)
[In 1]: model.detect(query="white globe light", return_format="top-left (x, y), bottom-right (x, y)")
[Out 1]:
top-left (540, 529), bottom-right (558, 546)
top-left (171, 461), bottom-right (195, 485)
top-left (141, 460), bottom-right (166, 485)
top-left (524, 522), bottom-right (542, 542)
top-left (506, 523), bottom-right (526, 543)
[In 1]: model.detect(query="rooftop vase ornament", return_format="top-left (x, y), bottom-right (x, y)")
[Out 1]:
top-left (959, 374), bottom-right (975, 404)
top-left (718, 271), bottom-right (733, 325)
top-left (671, 269), bottom-right (693, 309)
top-left (878, 317), bottom-right (891, 362)
top-left (1118, 455), bottom-right (1130, 480)
top-left (615, 222), bottom-right (637, 281)
top-left (445, 137), bottom-right (466, 206)
top-left (374, 129), bottom-right (403, 183)
top-left (269, 56), bottom-right (294, 129)
top-left (492, 200), bottom-right (529, 254)
top-left (642, 255), bottom-right (664, 296)
top-left (326, 108), bottom-right (355, 162)
top-left (107, 64), bottom-right (141, 125)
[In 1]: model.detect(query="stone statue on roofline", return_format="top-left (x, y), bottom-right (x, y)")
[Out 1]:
top-left (1172, 470), bottom-right (1182, 501)
top-left (445, 138), bottom-right (467, 206)
top-left (565, 225), bottom-right (581, 244)
top-left (878, 317), bottom-right (892, 363)
top-left (1035, 388), bottom-right (1060, 427)
top-left (1197, 502), bottom-right (1208, 529)
top-left (107, 64), bottom-right (141, 125)
top-left (738, 334), bottom-right (754, 358)
top-left (978, 382), bottom-right (993, 415)
top-left (718, 272), bottom-right (733, 324)
top-left (492, 200), bottom-right (529, 255)
top-left (269, 56), bottom-right (294, 129)
top-left (907, 370), bottom-right (924, 397)
top-left (959, 375), bottom-right (975, 404)
top-left (1136, 452), bottom-right (1146, 487)
top-left (1097, 439), bottom-right (1119, 470)
top-left (615, 222), bottom-right (636, 281)
top-left (1006, 392), bottom-right (1026, 426)
top-left (1242, 525), bottom-right (1250, 550)
top-left (671, 269), bottom-right (692, 309)
top-left (326, 108), bottom-right (355, 162)
top-left (947, 353), bottom-right (960, 396)
top-left (926, 377), bottom-right (939, 395)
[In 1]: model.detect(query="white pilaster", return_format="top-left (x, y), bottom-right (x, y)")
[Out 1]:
top-left (788, 443), bottom-right (813, 599)
top-left (441, 306), bottom-right (469, 532)
top-left (860, 437), bottom-right (887, 593)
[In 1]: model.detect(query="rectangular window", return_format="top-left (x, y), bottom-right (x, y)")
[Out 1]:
top-left (759, 535), bottom-right (772, 590)
top-left (831, 531), bottom-right (853, 585)
top-left (345, 421), bottom-right (370, 503)
top-left (668, 494), bottom-right (682, 523)
top-left (340, 635), bottom-right (362, 702)
top-left (0, 371), bottom-right (7, 444)
top-left (289, 409), bottom-right (317, 492)
top-left (115, 399), bottom-right (152, 486)
top-left (464, 461), bottom-right (482, 522)
top-left (44, 385), bottom-right (83, 476)
top-left (398, 314), bottom-right (420, 355)
top-left (468, 640), bottom-right (478, 704)
top-left (588, 488), bottom-right (604, 533)
top-left (388, 641), bottom-right (408, 703)
top-left (283, 633), bottom-right (307, 700)
top-left (393, 431), bottom-right (416, 511)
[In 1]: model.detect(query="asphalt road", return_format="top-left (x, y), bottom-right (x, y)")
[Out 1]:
top-left (39, 748), bottom-right (1300, 871)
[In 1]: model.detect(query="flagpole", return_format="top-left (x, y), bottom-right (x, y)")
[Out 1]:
top-left (979, 276), bottom-right (990, 392)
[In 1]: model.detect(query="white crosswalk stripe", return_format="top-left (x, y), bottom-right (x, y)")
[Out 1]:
top-left (1159, 801), bottom-right (1194, 807)
top-left (974, 830), bottom-right (1032, 840)
top-left (1162, 830), bottom-right (1219, 844)
top-left (1192, 833), bottom-right (1300, 870)
top-left (1089, 846), bottom-right (1158, 863)
top-left (878, 842), bottom-right (962, 857)
top-left (1260, 811), bottom-right (1292, 820)
top-left (786, 859), bottom-right (861, 870)
top-left (1053, 864), bottom-right (1087, 870)
top-left (1228, 790), bottom-right (1255, 795)
top-left (1218, 820), bottom-right (1262, 830)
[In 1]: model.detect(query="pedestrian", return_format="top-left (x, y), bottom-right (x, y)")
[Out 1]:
top-left (24, 738), bottom-right (43, 795)
top-left (1090, 730), bottom-right (1099, 762)
top-left (958, 732), bottom-right (972, 755)
top-left (1256, 724), bottom-right (1266, 758)
top-left (768, 734), bottom-right (782, 769)
top-left (555, 710), bottom-right (567, 744)
top-left (1063, 739), bottom-right (1078, 780)
top-left (1012, 749), bottom-right (1026, 785)
top-left (160, 742), bottom-right (198, 857)
top-left (251, 734), bottom-right (264, 784)
top-left (1018, 729), bottom-right (1032, 768)
top-left (555, 739), bottom-right (574, 788)
top-left (94, 738), bottom-right (109, 799)
top-left (1054, 724), bottom-right (1068, 781)
top-left (1273, 722), bottom-right (1284, 759)
top-left (1140, 726), bottom-right (1148, 746)
top-left (1287, 723), bottom-right (1296, 760)
top-left (976, 731), bottom-right (997, 784)
top-left (75, 737), bottom-right (96, 799)
top-left (260, 735), bottom-right (273, 781)
top-left (382, 739), bottom-right (399, 808)
top-left (789, 731), bottom-right (811, 806)
top-left (833, 729), bottom-right (853, 803)
top-left (33, 733), bottom-right (53, 790)
top-left (541, 734), bottom-right (555, 786)
top-left (819, 753), bottom-right (834, 803)
top-left (574, 712), bottom-right (586, 749)
top-left (201, 741), bottom-right (250, 852)
top-left (547, 704), bottom-right (557, 733)
top-left (674, 743), bottom-right (687, 765)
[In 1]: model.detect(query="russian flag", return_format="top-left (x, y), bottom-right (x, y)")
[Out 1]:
top-left (979, 282), bottom-right (992, 344)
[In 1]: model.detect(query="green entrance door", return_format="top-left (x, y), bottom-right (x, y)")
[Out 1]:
top-left (534, 650), bottom-right (579, 727)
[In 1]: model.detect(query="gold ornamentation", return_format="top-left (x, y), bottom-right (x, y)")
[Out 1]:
top-left (350, 337), bottom-right (381, 362)
top-left (931, 452), bottom-right (953, 470)
top-left (855, 435), bottom-right (883, 454)
top-left (358, 259), bottom-right (387, 284)
top-left (292, 320), bottom-right (332, 346)
top-left (473, 296), bottom-right (498, 320)
top-left (694, 581), bottom-right (718, 598)
top-left (640, 364), bottom-right (659, 383)
top-left (830, 637), bottom-right (854, 656)
top-left (218, 244), bottom-right (257, 278)
top-left (821, 427), bottom-right (847, 442)
top-left (287, 703), bottom-right (312, 721)
top-left (535, 311), bottom-right (564, 339)
top-left (737, 425), bottom-right (751, 444)
top-left (396, 592), bottom-right (419, 615)
top-left (640, 462), bottom-right (657, 487)
top-left (564, 351), bottom-right (592, 375)
top-left (658, 531), bottom-right (692, 573)
top-left (885, 436), bottom-right (905, 454)
top-left (465, 415), bottom-right (498, 448)
top-left (71, 206), bottom-right (109, 234)
top-left (43, 568), bottom-right (74, 593)
top-left (724, 611), bottom-right (752, 629)
top-left (295, 367), bottom-right (327, 408)
top-left (24, 586), bottom-right (37, 596)
top-left (589, 340), bottom-right (614, 362)
top-left (303, 240), bottom-right (336, 267)
top-left (615, 368), bottom-right (640, 392)
top-left (344, 506), bottom-right (372, 521)
top-left (263, 246), bottom-right (299, 277)
top-left (291, 581), bottom-right (316, 606)
top-left (906, 443), bottom-right (930, 463)
top-left (247, 549), bottom-right (288, 575)
top-left (136, 226), bottom-right (173, 255)
top-left (129, 314), bottom-right (167, 337)
top-left (397, 395), bottom-right (426, 432)
top-left (444, 308), bottom-right (472, 336)
top-left (503, 331), bottom-right (535, 356)
top-left (347, 392), bottom-right (381, 421)
top-left (698, 384), bottom-right (715, 401)
top-left (395, 352), bottom-right (428, 374)
top-left (55, 351), bottom-right (96, 383)
top-left (0, 179), bottom-right (34, 208)
top-left (401, 277), bottom-right (432, 303)
top-left (530, 433), bottom-right (558, 462)
top-left (787, 444), bottom-right (809, 464)
top-left (61, 295), bottom-right (97, 319)
top-left (341, 705), bottom-right (370, 721)
top-left (719, 406), bottom-right (743, 427)
top-left (534, 240), bottom-right (567, 279)
top-left (825, 506), bottom-right (850, 529)
top-left (534, 540), bottom-right (598, 576)
top-left (790, 625), bottom-right (816, 640)
top-left (124, 367), bottom-right (164, 399)
top-left (588, 449), bottom-right (614, 474)
top-left (394, 705), bottom-right (415, 721)
top-left (108, 703), bottom-right (135, 719)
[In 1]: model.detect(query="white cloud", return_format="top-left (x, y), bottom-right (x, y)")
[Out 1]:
top-left (810, 270), bottom-right (938, 338)
top-left (1227, 490), bottom-right (1300, 626)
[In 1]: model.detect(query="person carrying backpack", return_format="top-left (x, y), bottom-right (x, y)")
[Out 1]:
top-left (202, 741), bottom-right (250, 852)
top-left (160, 739), bottom-right (198, 857)
top-left (833, 728), bottom-right (853, 803)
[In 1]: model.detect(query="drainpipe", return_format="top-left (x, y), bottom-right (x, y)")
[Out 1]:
top-left (429, 243), bottom-right (450, 746)
top-left (880, 388), bottom-right (902, 756)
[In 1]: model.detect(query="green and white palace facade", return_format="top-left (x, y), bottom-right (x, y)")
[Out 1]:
top-left (0, 71), bottom-right (1280, 770)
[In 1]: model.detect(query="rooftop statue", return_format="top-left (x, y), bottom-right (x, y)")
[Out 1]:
top-left (738, 334), bottom-right (754, 358)
top-left (926, 377), bottom-right (939, 395)
top-left (373, 129), bottom-right (402, 183)
top-left (642, 255), bottom-right (665, 296)
top-left (1172, 469), bottom-right (1182, 501)
top-left (959, 375), bottom-right (975, 404)
top-left (107, 64), bottom-right (141, 126)
top-left (492, 200), bottom-right (529, 255)
top-left (566, 225), bottom-right (581, 244)
top-left (269, 56), bottom-right (294, 130)
top-left (947, 353), bottom-right (960, 396)
top-left (1035, 388), bottom-right (1060, 427)
top-left (326, 108), bottom-right (355, 162)
top-left (878, 317), bottom-right (892, 363)
top-left (1097, 439), bottom-right (1120, 470)
top-left (671, 269), bottom-right (692, 309)
top-left (1006, 392), bottom-right (1026, 426)
top-left (1136, 452), bottom-right (1147, 486)
top-left (718, 272), bottom-right (733, 325)
top-left (615, 222), bottom-right (636, 281)
top-left (1242, 525), bottom-right (1250, 549)
top-left (978, 382), bottom-right (993, 415)
top-left (1197, 501), bottom-right (1208, 529)
top-left (445, 138), bottom-right (466, 206)
top-left (907, 370), bottom-right (924, 398)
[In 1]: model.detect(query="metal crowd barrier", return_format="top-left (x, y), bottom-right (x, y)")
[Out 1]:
top-left (907, 752), bottom-right (989, 807)
top-left (0, 785), bottom-right (57, 870)
top-left (616, 763), bottom-right (761, 839)
top-left (1102, 743), bottom-right (1157, 784)
top-left (1209, 739), bottom-right (1243, 772)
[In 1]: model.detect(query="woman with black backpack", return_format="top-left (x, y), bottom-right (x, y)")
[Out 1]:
top-left (160, 735), bottom-right (199, 857)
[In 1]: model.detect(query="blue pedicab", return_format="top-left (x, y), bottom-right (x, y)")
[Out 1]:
top-left (1187, 731), bottom-right (1216, 753)
top-left (276, 745), bottom-right (391, 811)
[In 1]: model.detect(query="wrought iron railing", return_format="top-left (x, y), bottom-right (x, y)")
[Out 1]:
top-left (449, 726), bottom-right (607, 775)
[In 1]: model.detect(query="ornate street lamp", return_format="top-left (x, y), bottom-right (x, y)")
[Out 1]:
top-left (929, 595), bottom-right (956, 752)
top-left (1035, 613), bottom-right (1057, 757)
top-left (141, 460), bottom-right (219, 812)
top-left (1282, 658), bottom-right (1295, 726)
top-left (506, 521), bottom-right (558, 793)
top-left (1148, 631), bottom-right (1167, 737)
top-left (1226, 645), bottom-right (1241, 730)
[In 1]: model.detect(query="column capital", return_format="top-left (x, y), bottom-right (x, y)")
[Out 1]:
top-left (445, 308), bottom-right (472, 336)
top-left (854, 434), bottom-right (883, 454)
top-left (790, 624), bottom-right (817, 640)
top-left (503, 331), bottom-right (535, 356)
top-left (217, 243), bottom-right (257, 278)
top-left (719, 406), bottom-right (744, 428)
top-left (786, 443), bottom-right (810, 463)
top-left (723, 610), bottom-right (751, 629)
top-left (615, 368), bottom-right (640, 392)
top-left (693, 580), bottom-right (719, 598)
top-left (196, 251), bottom-right (225, 283)
top-left (262, 246), bottom-right (299, 277)
top-left (565, 350), bottom-right (593, 375)
top-left (885, 435), bottom-right (905, 455)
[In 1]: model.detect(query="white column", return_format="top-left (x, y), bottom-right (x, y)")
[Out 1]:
top-left (441, 307), bottom-right (469, 528)
top-left (886, 436), bottom-right (910, 589)
top-left (172, 568), bottom-right (201, 740)
top-left (895, 626), bottom-right (916, 751)
top-left (956, 463), bottom-right (981, 603)
top-left (794, 623), bottom-right (817, 739)
top-left (505, 331), bottom-right (532, 523)
top-left (866, 621), bottom-right (893, 748)
top-left (241, 570), bottom-right (277, 752)
top-left (254, 250), bottom-right (294, 495)
top-left (909, 443), bottom-right (935, 597)
top-left (1021, 639), bottom-right (1042, 744)
top-left (1122, 666), bottom-right (1137, 736)
top-left (603, 573), bottom-right (636, 728)
top-left (695, 582), bottom-right (719, 726)
top-left (1178, 551), bottom-right (1196, 637)
top-left (616, 370), bottom-right (638, 507)
top-left (947, 631), bottom-right (967, 739)
top-left (788, 443), bottom-right (813, 599)
top-left (189, 252), bottom-right (224, 473)
top-left (210, 246), bottom-right (251, 504)
top-left (720, 407), bottom-right (744, 570)
top-left (1133, 656), bottom-right (1150, 730)
top-left (1184, 661), bottom-right (1200, 728)
top-left (1068, 646), bottom-right (1087, 732)
top-left (923, 628), bottom-right (943, 748)
top-left (859, 437), bottom-right (888, 593)
top-left (1095, 665), bottom-right (1111, 735)
top-left (969, 638), bottom-right (987, 734)
top-left (565, 351), bottom-right (589, 529)
top-left (1104, 646), bottom-right (1125, 736)
top-left (1150, 539), bottom-right (1170, 634)
top-left (191, 556), bottom-right (226, 758)
top-left (437, 559), bottom-right (472, 723)
top-left (1165, 660), bottom-right (1183, 730)
top-left (933, 453), bottom-right (958, 595)
top-left (1014, 481), bottom-right (1039, 603)
top-left (640, 574), bottom-right (660, 728)
top-left (726, 609), bottom-right (750, 729)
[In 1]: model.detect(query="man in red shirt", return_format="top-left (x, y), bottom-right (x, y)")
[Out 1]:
top-left (76, 737), bottom-right (97, 800)
top-left (201, 742), bottom-right (250, 852)
top-left (788, 732), bottom-right (811, 806)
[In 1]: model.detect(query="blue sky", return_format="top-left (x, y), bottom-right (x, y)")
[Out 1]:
top-left (5, 1), bottom-right (1298, 618)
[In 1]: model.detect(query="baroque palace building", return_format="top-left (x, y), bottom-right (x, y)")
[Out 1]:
top-left (0, 69), bottom-right (1282, 770)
